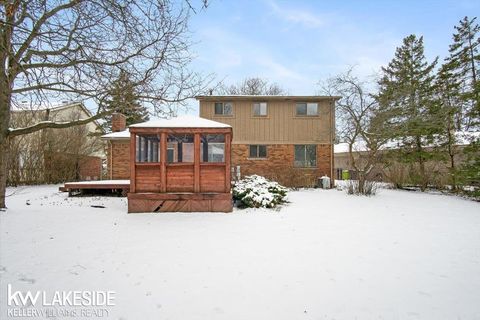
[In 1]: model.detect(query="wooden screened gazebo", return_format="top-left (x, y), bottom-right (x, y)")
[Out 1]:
top-left (127, 115), bottom-right (233, 213)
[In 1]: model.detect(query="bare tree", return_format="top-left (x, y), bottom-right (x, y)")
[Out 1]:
top-left (0, 0), bottom-right (210, 208)
top-left (219, 77), bottom-right (287, 95)
top-left (321, 68), bottom-right (387, 194)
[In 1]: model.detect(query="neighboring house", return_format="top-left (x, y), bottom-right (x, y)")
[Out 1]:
top-left (8, 101), bottom-right (105, 185)
top-left (197, 95), bottom-right (340, 187)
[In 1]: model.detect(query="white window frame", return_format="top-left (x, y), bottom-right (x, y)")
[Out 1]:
top-left (296, 102), bottom-right (318, 116)
top-left (214, 102), bottom-right (233, 116)
top-left (135, 135), bottom-right (160, 163)
top-left (294, 144), bottom-right (317, 168)
top-left (253, 102), bottom-right (268, 116)
top-left (249, 145), bottom-right (267, 159)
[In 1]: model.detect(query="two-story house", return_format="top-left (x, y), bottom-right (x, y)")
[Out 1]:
top-left (197, 95), bottom-right (340, 187)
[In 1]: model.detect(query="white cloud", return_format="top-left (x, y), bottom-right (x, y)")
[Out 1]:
top-left (192, 2), bottom-right (403, 96)
top-left (266, 0), bottom-right (327, 29)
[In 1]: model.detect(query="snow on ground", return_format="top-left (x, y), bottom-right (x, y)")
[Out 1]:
top-left (1, 185), bottom-right (479, 319)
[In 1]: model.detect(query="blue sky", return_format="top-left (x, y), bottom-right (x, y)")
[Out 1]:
top-left (183, 0), bottom-right (478, 110)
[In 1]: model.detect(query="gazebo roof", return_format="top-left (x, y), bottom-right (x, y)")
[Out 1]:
top-left (129, 115), bottom-right (231, 129)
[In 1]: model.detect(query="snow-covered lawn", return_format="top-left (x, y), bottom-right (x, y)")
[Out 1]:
top-left (1, 185), bottom-right (479, 319)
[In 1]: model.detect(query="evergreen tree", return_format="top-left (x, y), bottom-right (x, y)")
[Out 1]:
top-left (459, 137), bottom-right (480, 192)
top-left (435, 62), bottom-right (463, 190)
top-left (445, 16), bottom-right (480, 128)
top-left (102, 71), bottom-right (150, 132)
top-left (444, 17), bottom-right (480, 188)
top-left (375, 35), bottom-right (440, 191)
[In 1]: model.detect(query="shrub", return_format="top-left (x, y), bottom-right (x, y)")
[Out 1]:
top-left (345, 180), bottom-right (378, 196)
top-left (267, 166), bottom-right (317, 188)
top-left (233, 175), bottom-right (288, 208)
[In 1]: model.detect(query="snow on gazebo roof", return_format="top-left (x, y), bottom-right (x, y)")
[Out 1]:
top-left (129, 115), bottom-right (231, 128)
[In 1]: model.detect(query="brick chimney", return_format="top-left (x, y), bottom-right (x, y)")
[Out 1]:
top-left (111, 113), bottom-right (127, 132)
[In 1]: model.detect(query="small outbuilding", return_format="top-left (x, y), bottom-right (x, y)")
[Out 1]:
top-left (127, 115), bottom-right (233, 213)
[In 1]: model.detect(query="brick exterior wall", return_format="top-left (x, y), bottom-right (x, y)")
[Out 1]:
top-left (232, 144), bottom-right (333, 187)
top-left (107, 140), bottom-right (130, 179)
top-left (105, 141), bottom-right (333, 186)
top-left (112, 113), bottom-right (127, 132)
top-left (78, 156), bottom-right (102, 180)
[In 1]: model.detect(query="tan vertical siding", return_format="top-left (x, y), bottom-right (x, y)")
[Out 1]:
top-left (199, 99), bottom-right (334, 144)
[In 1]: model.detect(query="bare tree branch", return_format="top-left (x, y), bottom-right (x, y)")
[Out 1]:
top-left (8, 109), bottom-right (111, 137)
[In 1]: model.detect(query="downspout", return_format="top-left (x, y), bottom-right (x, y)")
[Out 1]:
top-left (330, 99), bottom-right (335, 186)
top-left (109, 140), bottom-right (113, 180)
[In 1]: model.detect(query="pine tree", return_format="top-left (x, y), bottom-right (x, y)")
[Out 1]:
top-left (376, 35), bottom-right (440, 191)
top-left (445, 16), bottom-right (480, 128)
top-left (435, 62), bottom-right (463, 190)
top-left (102, 71), bottom-right (150, 132)
top-left (445, 17), bottom-right (480, 188)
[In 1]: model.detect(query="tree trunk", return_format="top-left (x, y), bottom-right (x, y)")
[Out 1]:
top-left (416, 136), bottom-right (427, 192)
top-left (0, 85), bottom-right (11, 209)
top-left (450, 153), bottom-right (456, 191)
top-left (419, 158), bottom-right (426, 191)
top-left (358, 172), bottom-right (365, 194)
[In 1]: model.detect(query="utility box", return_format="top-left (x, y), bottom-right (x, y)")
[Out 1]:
top-left (318, 176), bottom-right (331, 189)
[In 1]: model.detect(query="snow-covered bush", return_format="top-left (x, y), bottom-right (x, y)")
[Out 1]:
top-left (233, 175), bottom-right (288, 208)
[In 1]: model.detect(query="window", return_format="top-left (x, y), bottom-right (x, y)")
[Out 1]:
top-left (167, 134), bottom-right (194, 163)
top-left (201, 134), bottom-right (225, 162)
top-left (253, 102), bottom-right (267, 116)
top-left (294, 145), bottom-right (316, 167)
top-left (249, 145), bottom-right (267, 158)
top-left (296, 102), bottom-right (318, 116)
top-left (167, 148), bottom-right (174, 163)
top-left (214, 102), bottom-right (233, 115)
top-left (135, 135), bottom-right (160, 162)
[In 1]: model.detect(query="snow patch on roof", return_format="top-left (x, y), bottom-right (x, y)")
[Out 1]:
top-left (334, 142), bottom-right (367, 153)
top-left (129, 115), bottom-right (231, 128)
top-left (101, 129), bottom-right (130, 139)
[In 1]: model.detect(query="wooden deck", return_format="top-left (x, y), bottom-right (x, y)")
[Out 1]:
top-left (60, 180), bottom-right (130, 196)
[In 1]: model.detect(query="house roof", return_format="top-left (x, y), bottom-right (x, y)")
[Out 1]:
top-left (129, 115), bottom-right (231, 128)
top-left (11, 100), bottom-right (104, 132)
top-left (101, 129), bottom-right (130, 140)
top-left (195, 95), bottom-right (341, 101)
top-left (13, 100), bottom-right (87, 112)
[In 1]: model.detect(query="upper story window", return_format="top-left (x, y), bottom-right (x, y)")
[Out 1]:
top-left (136, 135), bottom-right (159, 163)
top-left (296, 102), bottom-right (318, 116)
top-left (201, 134), bottom-right (225, 162)
top-left (249, 145), bottom-right (267, 159)
top-left (294, 145), bottom-right (316, 167)
top-left (214, 102), bottom-right (233, 116)
top-left (167, 134), bottom-right (194, 163)
top-left (253, 102), bottom-right (267, 116)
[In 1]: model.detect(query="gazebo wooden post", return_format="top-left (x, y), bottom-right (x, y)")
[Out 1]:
top-left (130, 132), bottom-right (136, 193)
top-left (194, 133), bottom-right (201, 193)
top-left (160, 131), bottom-right (167, 192)
top-left (225, 132), bottom-right (231, 192)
